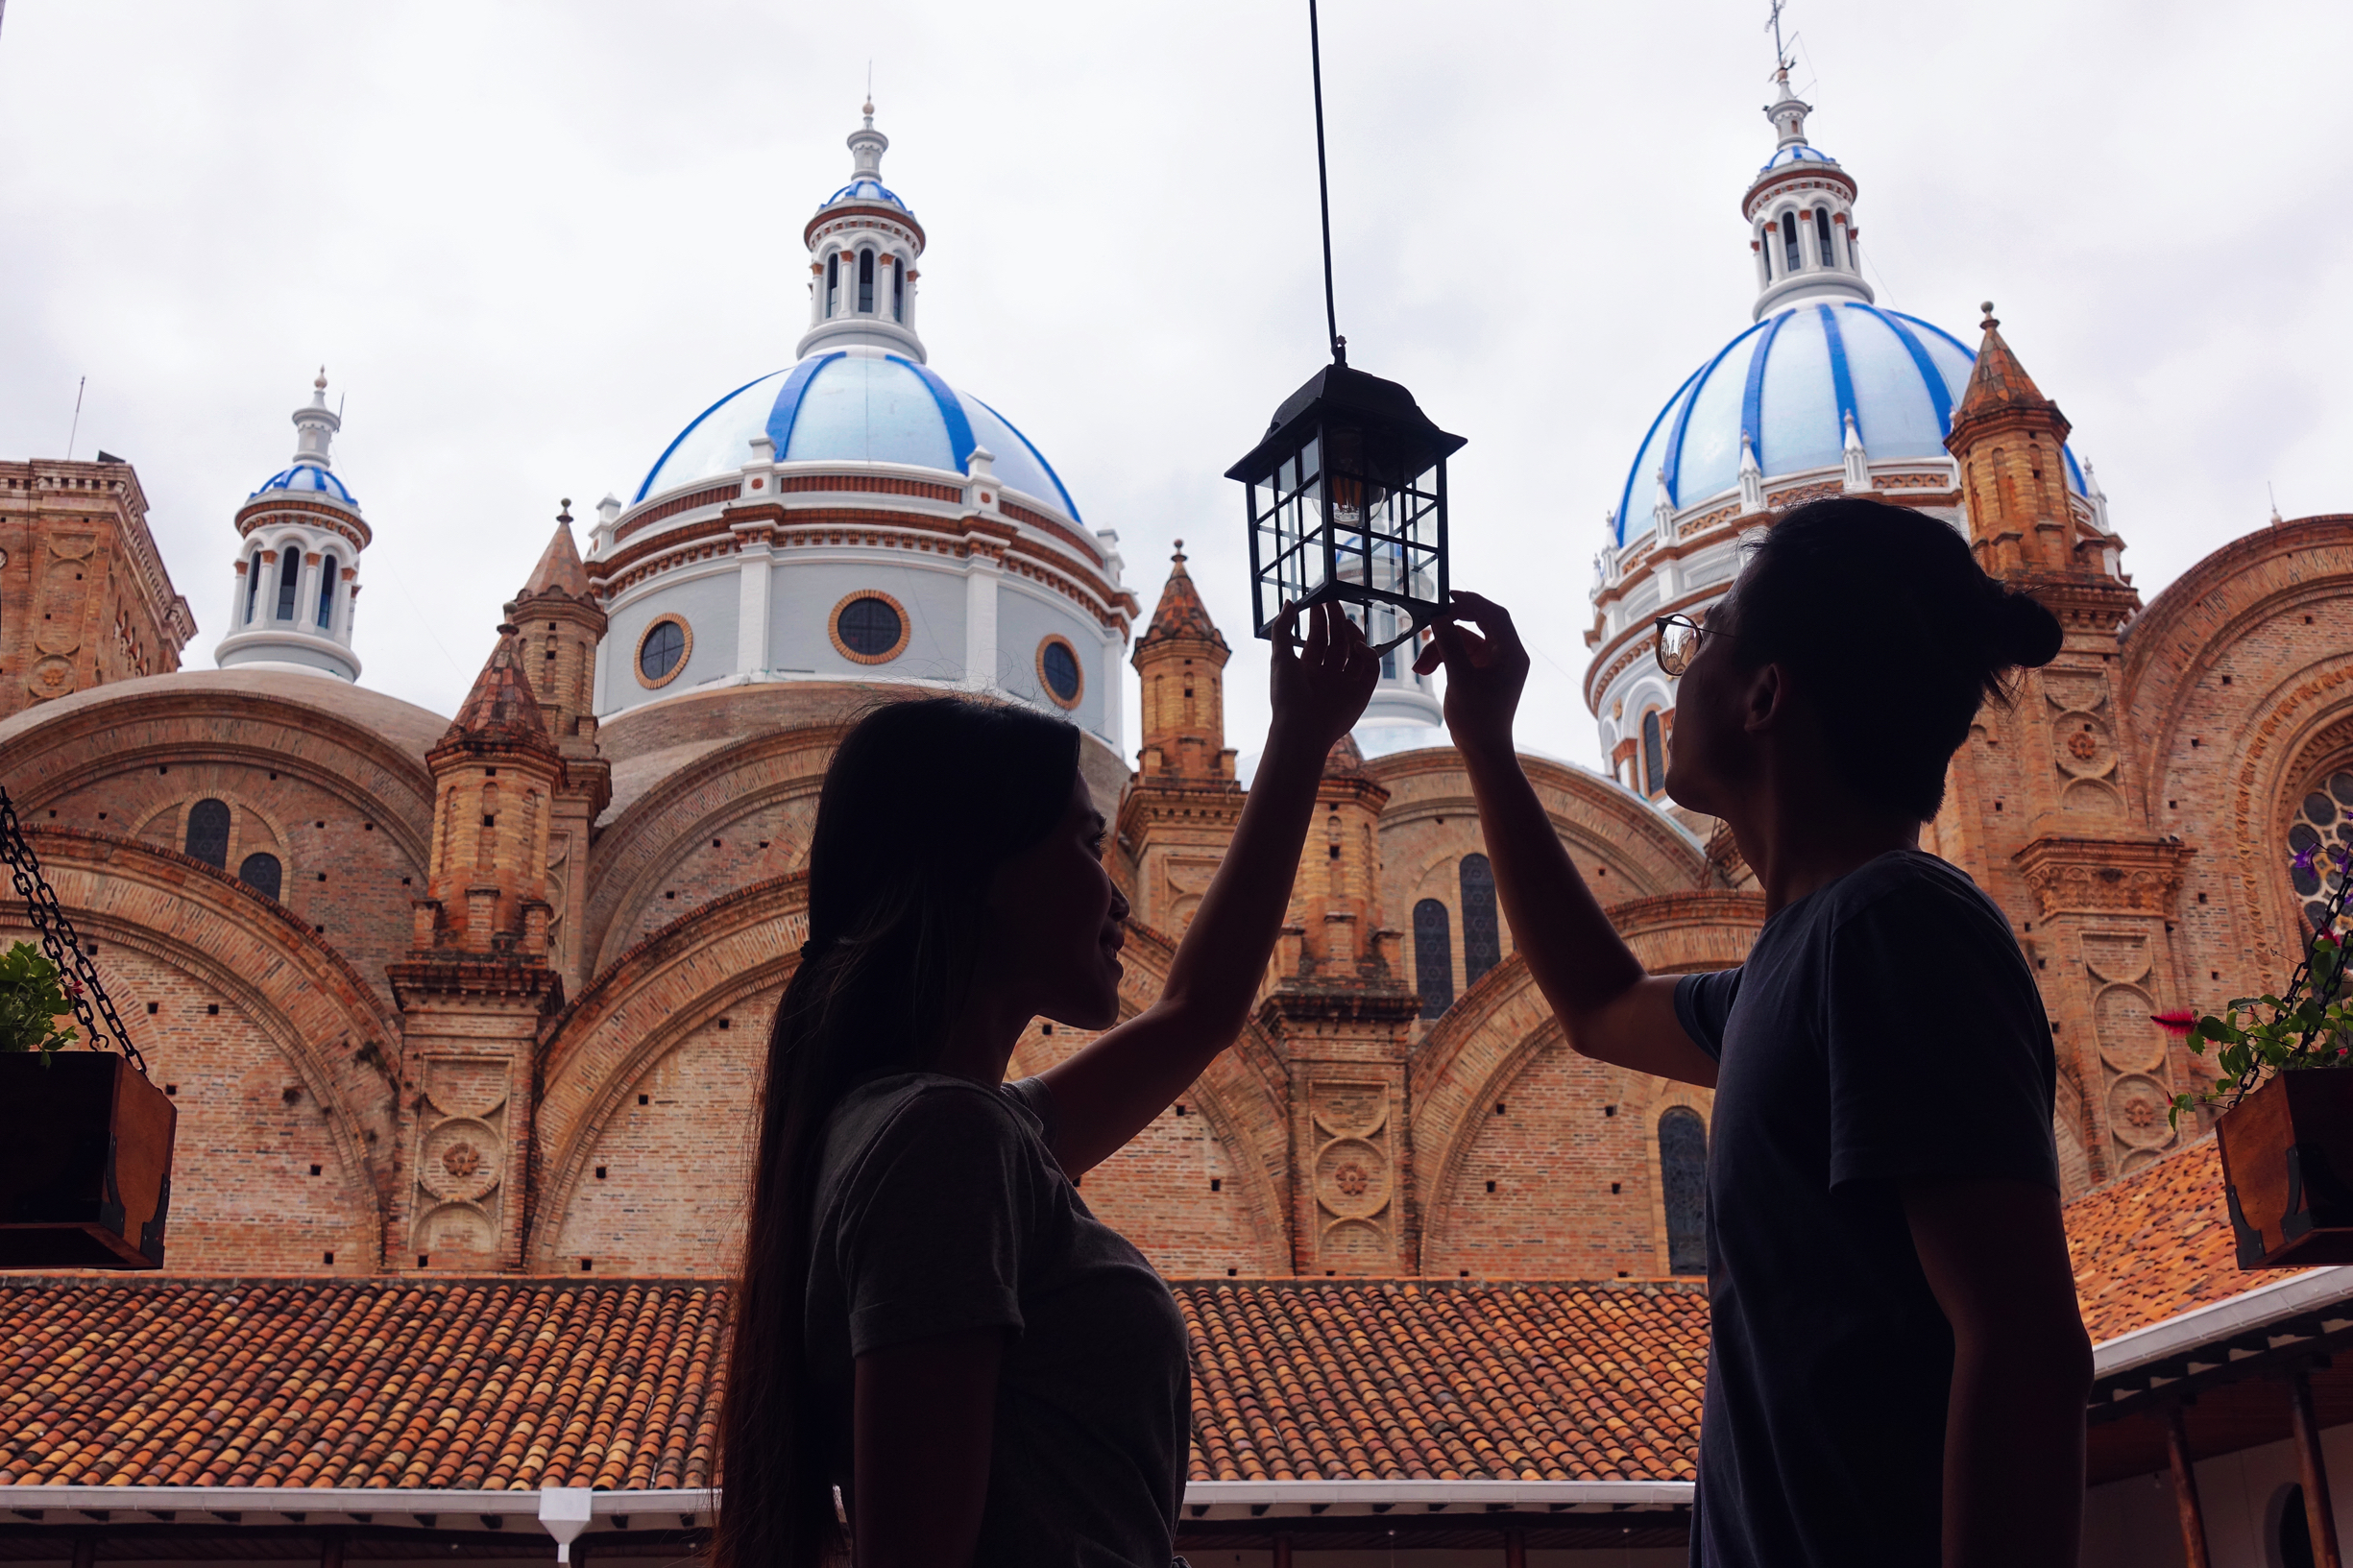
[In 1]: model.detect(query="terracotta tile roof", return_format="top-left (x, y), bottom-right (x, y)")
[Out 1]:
top-left (1137, 546), bottom-right (1227, 651)
top-left (0, 1280), bottom-right (725, 1490)
top-left (2065, 1132), bottom-right (2300, 1343)
top-left (1176, 1281), bottom-right (1707, 1483)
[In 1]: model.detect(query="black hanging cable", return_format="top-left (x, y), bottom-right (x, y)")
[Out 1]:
top-left (1308, 0), bottom-right (1344, 364)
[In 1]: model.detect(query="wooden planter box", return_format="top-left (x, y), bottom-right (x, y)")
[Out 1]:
top-left (0, 1051), bottom-right (176, 1269)
top-left (2219, 1066), bottom-right (2353, 1268)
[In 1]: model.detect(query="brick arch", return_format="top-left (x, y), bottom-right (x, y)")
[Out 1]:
top-left (532, 874), bottom-right (811, 1270)
top-left (17, 831), bottom-right (405, 1268)
top-left (1409, 892), bottom-right (1761, 1271)
top-left (582, 728), bottom-right (842, 977)
top-left (0, 683), bottom-right (438, 872)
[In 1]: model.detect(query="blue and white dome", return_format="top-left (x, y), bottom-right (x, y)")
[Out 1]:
top-left (250, 462), bottom-right (360, 512)
top-left (635, 347), bottom-right (1081, 520)
top-left (1612, 300), bottom-right (2084, 544)
top-left (821, 176), bottom-right (908, 212)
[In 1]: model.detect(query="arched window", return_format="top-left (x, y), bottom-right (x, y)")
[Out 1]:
top-left (275, 548), bottom-right (301, 620)
top-left (1782, 210), bottom-right (1801, 273)
top-left (858, 249), bottom-right (875, 313)
top-left (1660, 1107), bottom-right (1709, 1274)
top-left (244, 552), bottom-right (264, 623)
top-left (1460, 854), bottom-right (1500, 985)
top-left (1815, 208), bottom-right (1835, 267)
top-left (184, 799), bottom-right (230, 868)
top-left (1760, 226), bottom-right (1775, 280)
top-left (316, 553), bottom-right (338, 629)
top-left (237, 852), bottom-right (283, 902)
top-left (1413, 899), bottom-right (1453, 1019)
top-left (1642, 710), bottom-right (1666, 795)
top-left (825, 253), bottom-right (839, 315)
top-left (891, 257), bottom-right (905, 321)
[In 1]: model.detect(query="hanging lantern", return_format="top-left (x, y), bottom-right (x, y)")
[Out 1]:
top-left (1227, 354), bottom-right (1464, 649)
top-left (1227, 0), bottom-right (1464, 651)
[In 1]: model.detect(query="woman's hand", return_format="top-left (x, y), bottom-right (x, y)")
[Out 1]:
top-left (1413, 590), bottom-right (1530, 763)
top-left (1267, 601), bottom-right (1381, 759)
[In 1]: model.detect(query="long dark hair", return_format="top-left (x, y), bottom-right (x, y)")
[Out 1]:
top-left (1732, 496), bottom-right (2064, 819)
top-left (715, 696), bottom-right (1082, 1568)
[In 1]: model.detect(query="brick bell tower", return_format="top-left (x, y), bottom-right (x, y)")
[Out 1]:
top-left (504, 502), bottom-right (610, 996)
top-left (1258, 736), bottom-right (1421, 1275)
top-left (1938, 305), bottom-right (2195, 1191)
top-left (387, 624), bottom-right (567, 1271)
top-left (1117, 543), bottom-right (1243, 933)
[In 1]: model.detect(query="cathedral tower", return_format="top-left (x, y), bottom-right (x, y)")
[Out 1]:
top-left (215, 371), bottom-right (369, 682)
top-left (387, 625), bottom-right (566, 1272)
top-left (505, 503), bottom-right (611, 994)
top-left (1118, 546), bottom-right (1242, 934)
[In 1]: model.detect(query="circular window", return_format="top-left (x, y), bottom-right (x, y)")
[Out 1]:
top-left (635, 615), bottom-right (691, 689)
top-left (2291, 769), bottom-right (2353, 930)
top-left (831, 591), bottom-right (910, 664)
top-left (1036, 636), bottom-right (1084, 709)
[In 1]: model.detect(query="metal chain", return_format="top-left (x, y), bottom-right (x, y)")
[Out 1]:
top-left (0, 785), bottom-right (147, 1074)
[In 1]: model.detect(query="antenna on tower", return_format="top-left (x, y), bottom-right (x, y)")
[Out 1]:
top-left (1764, 0), bottom-right (1792, 72)
top-left (64, 376), bottom-right (85, 461)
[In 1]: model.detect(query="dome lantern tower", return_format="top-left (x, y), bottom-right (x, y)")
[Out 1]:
top-left (1742, 68), bottom-right (1873, 321)
top-left (214, 369), bottom-right (369, 683)
top-left (798, 101), bottom-right (929, 363)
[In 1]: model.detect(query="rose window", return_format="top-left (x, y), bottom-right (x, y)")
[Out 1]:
top-left (2290, 770), bottom-right (2353, 930)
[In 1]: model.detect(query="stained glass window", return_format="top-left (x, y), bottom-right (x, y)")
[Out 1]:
top-left (1661, 1106), bottom-right (1709, 1275)
top-left (1461, 855), bottom-right (1500, 986)
top-left (238, 853), bottom-right (283, 903)
top-left (838, 597), bottom-right (902, 659)
top-left (1414, 899), bottom-right (1453, 1019)
top-left (1642, 710), bottom-right (1666, 796)
top-left (639, 620), bottom-right (686, 683)
top-left (184, 799), bottom-right (230, 869)
top-left (2292, 770), bottom-right (2353, 930)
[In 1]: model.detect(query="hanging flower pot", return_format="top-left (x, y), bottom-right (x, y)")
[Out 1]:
top-left (2181, 839), bottom-right (2353, 1269)
top-left (0, 795), bottom-right (176, 1270)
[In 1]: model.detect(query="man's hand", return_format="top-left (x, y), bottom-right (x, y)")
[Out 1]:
top-left (1269, 601), bottom-right (1379, 758)
top-left (1414, 591), bottom-right (1531, 762)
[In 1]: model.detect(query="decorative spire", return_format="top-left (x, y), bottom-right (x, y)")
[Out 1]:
top-left (799, 100), bottom-right (928, 363)
top-left (1841, 410), bottom-right (1871, 492)
top-left (1742, 69), bottom-right (1871, 320)
top-left (1766, 65), bottom-right (1812, 150)
top-left (1948, 302), bottom-right (2064, 430)
top-left (291, 366), bottom-right (341, 471)
top-left (518, 500), bottom-right (594, 602)
top-left (848, 97), bottom-right (887, 182)
top-left (1737, 430), bottom-right (1765, 513)
top-left (1137, 540), bottom-right (1228, 651)
top-left (436, 624), bottom-right (557, 759)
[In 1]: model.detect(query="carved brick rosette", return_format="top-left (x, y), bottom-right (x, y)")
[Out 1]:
top-left (2012, 835), bottom-right (2194, 921)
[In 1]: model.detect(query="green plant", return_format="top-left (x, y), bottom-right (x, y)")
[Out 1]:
top-left (2171, 841), bottom-right (2353, 1129)
top-left (0, 939), bottom-right (80, 1062)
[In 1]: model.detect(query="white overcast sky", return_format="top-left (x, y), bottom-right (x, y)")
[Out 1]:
top-left (3, 0), bottom-right (2347, 774)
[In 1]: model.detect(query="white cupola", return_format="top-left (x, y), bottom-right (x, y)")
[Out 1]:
top-left (797, 102), bottom-right (928, 363)
top-left (214, 369), bottom-right (370, 682)
top-left (1742, 67), bottom-right (1874, 321)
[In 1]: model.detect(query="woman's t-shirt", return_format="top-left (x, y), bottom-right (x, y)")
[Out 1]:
top-left (806, 1071), bottom-right (1190, 1568)
top-left (1671, 850), bottom-right (2061, 1568)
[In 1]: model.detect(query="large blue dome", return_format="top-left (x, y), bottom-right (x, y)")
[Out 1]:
top-left (635, 348), bottom-right (1080, 520)
top-left (1613, 300), bottom-right (2083, 544)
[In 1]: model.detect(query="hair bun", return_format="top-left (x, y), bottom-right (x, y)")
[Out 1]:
top-left (1991, 590), bottom-right (2064, 670)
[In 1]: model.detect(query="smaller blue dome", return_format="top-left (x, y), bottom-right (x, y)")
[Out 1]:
top-left (823, 178), bottom-right (909, 213)
top-left (251, 462), bottom-right (359, 512)
top-left (1760, 142), bottom-right (1837, 170)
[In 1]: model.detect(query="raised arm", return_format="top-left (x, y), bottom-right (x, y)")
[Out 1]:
top-left (1415, 592), bottom-right (1717, 1088)
top-left (1043, 602), bottom-right (1378, 1174)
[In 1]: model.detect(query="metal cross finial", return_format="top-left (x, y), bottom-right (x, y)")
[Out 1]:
top-left (1765, 0), bottom-right (1791, 71)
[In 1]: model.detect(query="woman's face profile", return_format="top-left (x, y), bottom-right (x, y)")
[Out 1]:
top-left (982, 769), bottom-right (1129, 1030)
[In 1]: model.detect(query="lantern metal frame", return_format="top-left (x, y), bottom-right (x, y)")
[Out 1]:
top-left (1226, 362), bottom-right (1464, 651)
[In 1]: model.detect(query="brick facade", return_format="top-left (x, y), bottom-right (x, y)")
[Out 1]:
top-left (0, 459), bottom-right (194, 720)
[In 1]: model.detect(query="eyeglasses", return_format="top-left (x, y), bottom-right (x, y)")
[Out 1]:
top-left (1654, 614), bottom-right (1730, 677)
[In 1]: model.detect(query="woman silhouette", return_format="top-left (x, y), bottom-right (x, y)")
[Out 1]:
top-left (716, 604), bottom-right (1377, 1568)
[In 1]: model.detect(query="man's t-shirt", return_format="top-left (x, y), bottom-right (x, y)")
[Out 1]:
top-left (1672, 850), bottom-right (2059, 1568)
top-left (806, 1072), bottom-right (1191, 1568)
